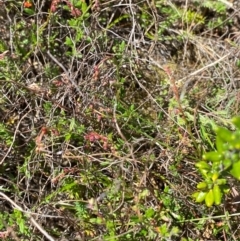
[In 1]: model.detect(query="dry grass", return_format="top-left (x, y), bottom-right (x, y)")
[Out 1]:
top-left (0, 0), bottom-right (240, 240)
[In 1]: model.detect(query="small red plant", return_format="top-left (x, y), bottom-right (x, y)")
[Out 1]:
top-left (51, 167), bottom-right (78, 185)
top-left (93, 65), bottom-right (100, 81)
top-left (50, 0), bottom-right (81, 17)
top-left (35, 127), bottom-right (48, 152)
top-left (0, 50), bottom-right (9, 60)
top-left (84, 131), bottom-right (109, 150)
top-left (52, 79), bottom-right (65, 87)
top-left (23, 1), bottom-right (33, 8)
top-left (0, 230), bottom-right (9, 238)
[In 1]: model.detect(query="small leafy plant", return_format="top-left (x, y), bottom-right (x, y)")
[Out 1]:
top-left (193, 117), bottom-right (240, 207)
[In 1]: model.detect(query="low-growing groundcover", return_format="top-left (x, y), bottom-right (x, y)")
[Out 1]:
top-left (0, 0), bottom-right (240, 240)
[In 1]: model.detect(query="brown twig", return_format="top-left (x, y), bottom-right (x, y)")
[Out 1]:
top-left (0, 191), bottom-right (55, 241)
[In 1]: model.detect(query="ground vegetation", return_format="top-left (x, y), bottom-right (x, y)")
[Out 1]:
top-left (0, 0), bottom-right (240, 240)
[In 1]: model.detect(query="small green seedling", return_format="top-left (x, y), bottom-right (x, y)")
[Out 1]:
top-left (193, 116), bottom-right (240, 207)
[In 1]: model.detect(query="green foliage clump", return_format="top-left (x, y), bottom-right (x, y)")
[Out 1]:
top-left (194, 117), bottom-right (240, 207)
top-left (201, 0), bottom-right (227, 14)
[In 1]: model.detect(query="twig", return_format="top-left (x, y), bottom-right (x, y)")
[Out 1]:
top-left (0, 191), bottom-right (55, 241)
top-left (0, 110), bottom-right (31, 165)
top-left (113, 100), bottom-right (139, 166)
top-left (47, 50), bottom-right (83, 97)
top-left (179, 52), bottom-right (232, 100)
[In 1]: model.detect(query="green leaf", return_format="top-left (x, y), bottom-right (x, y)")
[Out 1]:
top-left (205, 189), bottom-right (214, 207)
top-left (216, 178), bottom-right (227, 185)
top-left (65, 37), bottom-right (73, 47)
top-left (145, 208), bottom-right (155, 218)
top-left (193, 192), bottom-right (207, 203)
top-left (65, 133), bottom-right (72, 141)
top-left (222, 159), bottom-right (232, 169)
top-left (216, 135), bottom-right (224, 152)
top-left (211, 172), bottom-right (219, 182)
top-left (197, 182), bottom-right (207, 189)
top-left (192, 191), bottom-right (199, 199)
top-left (203, 151), bottom-right (222, 162)
top-left (81, 1), bottom-right (88, 13)
top-left (24, 8), bottom-right (35, 15)
top-left (199, 168), bottom-right (209, 178)
top-left (230, 161), bottom-right (240, 180)
top-left (232, 116), bottom-right (240, 130)
top-left (215, 127), bottom-right (233, 143)
top-left (213, 184), bottom-right (222, 205)
top-left (196, 161), bottom-right (211, 170)
top-left (229, 136), bottom-right (240, 149)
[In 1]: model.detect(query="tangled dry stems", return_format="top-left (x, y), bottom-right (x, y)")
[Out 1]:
top-left (0, 0), bottom-right (240, 240)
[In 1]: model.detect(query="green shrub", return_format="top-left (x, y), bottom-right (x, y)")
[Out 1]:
top-left (193, 117), bottom-right (240, 207)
